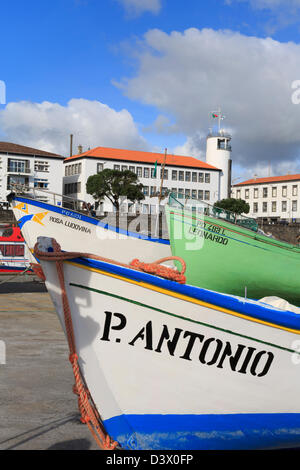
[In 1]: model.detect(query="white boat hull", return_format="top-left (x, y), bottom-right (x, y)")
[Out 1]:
top-left (11, 196), bottom-right (170, 264)
top-left (38, 237), bottom-right (300, 450)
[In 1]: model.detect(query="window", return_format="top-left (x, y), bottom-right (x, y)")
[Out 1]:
top-left (254, 188), bottom-right (258, 199)
top-left (136, 167), bottom-right (142, 177)
top-left (205, 173), bottom-right (210, 183)
top-left (172, 170), bottom-right (178, 181)
top-left (185, 171), bottom-right (191, 182)
top-left (35, 160), bottom-right (49, 172)
top-left (143, 186), bottom-right (149, 196)
top-left (34, 178), bottom-right (49, 189)
top-left (129, 166), bottom-right (135, 173)
top-left (198, 173), bottom-right (204, 183)
top-left (272, 187), bottom-right (277, 197)
top-left (8, 159), bottom-right (30, 173)
top-left (253, 202), bottom-right (258, 213)
top-left (236, 189), bottom-right (241, 199)
top-left (198, 190), bottom-right (203, 200)
top-left (185, 189), bottom-right (190, 198)
top-left (178, 188), bottom-right (184, 196)
top-left (262, 202), bottom-right (267, 212)
top-left (263, 187), bottom-right (268, 198)
top-left (292, 200), bottom-right (297, 212)
top-left (293, 185), bottom-right (298, 196)
top-left (179, 171), bottom-right (184, 181)
top-left (151, 168), bottom-right (156, 178)
top-left (160, 169), bottom-right (168, 180)
top-left (282, 186), bottom-right (287, 197)
top-left (64, 182), bottom-right (81, 195)
top-left (282, 201), bottom-right (287, 212)
top-left (97, 163), bottom-right (104, 173)
top-left (0, 244), bottom-right (24, 257)
top-left (192, 189), bottom-right (197, 199)
top-left (114, 164), bottom-right (120, 170)
top-left (272, 201), bottom-right (276, 212)
top-left (192, 172), bottom-right (197, 182)
top-left (204, 191), bottom-right (210, 201)
top-left (150, 186), bottom-right (156, 196)
top-left (245, 189), bottom-right (249, 199)
top-left (122, 165), bottom-right (128, 171)
top-left (144, 168), bottom-right (150, 178)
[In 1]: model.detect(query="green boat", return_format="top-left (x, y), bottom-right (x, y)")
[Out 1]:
top-left (165, 194), bottom-right (300, 304)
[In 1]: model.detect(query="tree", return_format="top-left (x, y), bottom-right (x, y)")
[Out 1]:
top-left (86, 168), bottom-right (145, 212)
top-left (214, 198), bottom-right (250, 215)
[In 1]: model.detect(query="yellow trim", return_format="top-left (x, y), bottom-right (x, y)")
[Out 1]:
top-left (65, 260), bottom-right (300, 335)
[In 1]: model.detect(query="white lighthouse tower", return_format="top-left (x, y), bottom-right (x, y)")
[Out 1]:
top-left (206, 109), bottom-right (232, 201)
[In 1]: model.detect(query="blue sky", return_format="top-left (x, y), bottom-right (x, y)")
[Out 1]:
top-left (2, 0), bottom-right (300, 178)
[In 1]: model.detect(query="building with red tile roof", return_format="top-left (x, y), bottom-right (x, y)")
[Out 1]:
top-left (64, 146), bottom-right (219, 171)
top-left (234, 174), bottom-right (300, 186)
top-left (63, 145), bottom-right (222, 214)
top-left (232, 173), bottom-right (300, 222)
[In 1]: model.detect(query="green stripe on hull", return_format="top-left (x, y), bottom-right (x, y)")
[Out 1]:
top-left (165, 206), bottom-right (300, 305)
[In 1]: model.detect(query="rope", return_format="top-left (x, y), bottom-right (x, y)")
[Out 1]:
top-left (34, 240), bottom-right (119, 450)
top-left (33, 240), bottom-right (187, 450)
top-left (130, 256), bottom-right (186, 284)
top-left (0, 266), bottom-right (31, 286)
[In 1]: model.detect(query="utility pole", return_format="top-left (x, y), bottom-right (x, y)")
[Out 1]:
top-left (70, 134), bottom-right (73, 157)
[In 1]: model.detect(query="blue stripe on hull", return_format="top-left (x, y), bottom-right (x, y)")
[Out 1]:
top-left (69, 255), bottom-right (300, 332)
top-left (14, 196), bottom-right (170, 245)
top-left (0, 265), bottom-right (30, 272)
top-left (104, 413), bottom-right (300, 450)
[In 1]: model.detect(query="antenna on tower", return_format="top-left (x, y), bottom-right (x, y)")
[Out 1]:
top-left (211, 107), bottom-right (225, 133)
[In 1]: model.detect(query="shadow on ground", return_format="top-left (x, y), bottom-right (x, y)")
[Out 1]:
top-left (47, 438), bottom-right (92, 450)
top-left (0, 281), bottom-right (47, 294)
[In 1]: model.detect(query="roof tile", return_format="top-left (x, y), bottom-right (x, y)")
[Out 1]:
top-left (64, 146), bottom-right (220, 171)
top-left (235, 174), bottom-right (300, 186)
top-left (0, 141), bottom-right (63, 158)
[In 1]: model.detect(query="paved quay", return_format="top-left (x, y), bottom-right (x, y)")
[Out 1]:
top-left (0, 278), bottom-right (99, 450)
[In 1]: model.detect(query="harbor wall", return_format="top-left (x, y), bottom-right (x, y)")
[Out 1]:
top-left (259, 222), bottom-right (300, 245)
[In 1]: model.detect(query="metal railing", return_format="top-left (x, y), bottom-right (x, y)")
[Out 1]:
top-left (9, 184), bottom-right (95, 216)
top-left (168, 193), bottom-right (258, 232)
top-left (7, 166), bottom-right (31, 174)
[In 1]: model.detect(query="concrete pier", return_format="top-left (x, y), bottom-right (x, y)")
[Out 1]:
top-left (0, 285), bottom-right (99, 450)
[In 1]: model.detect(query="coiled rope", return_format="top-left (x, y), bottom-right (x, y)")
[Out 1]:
top-left (33, 239), bottom-right (186, 450)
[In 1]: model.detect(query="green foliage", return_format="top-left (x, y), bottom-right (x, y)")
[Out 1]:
top-left (214, 198), bottom-right (250, 215)
top-left (86, 168), bottom-right (145, 211)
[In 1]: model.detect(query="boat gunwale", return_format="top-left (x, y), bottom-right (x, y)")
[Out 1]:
top-left (55, 253), bottom-right (300, 334)
top-left (166, 205), bottom-right (300, 253)
top-left (12, 195), bottom-right (170, 245)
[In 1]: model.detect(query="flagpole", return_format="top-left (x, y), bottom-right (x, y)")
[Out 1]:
top-left (155, 148), bottom-right (167, 238)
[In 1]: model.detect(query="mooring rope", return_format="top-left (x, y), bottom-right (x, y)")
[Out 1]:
top-left (33, 239), bottom-right (186, 450)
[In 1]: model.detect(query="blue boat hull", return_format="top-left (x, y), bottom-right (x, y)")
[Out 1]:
top-left (104, 413), bottom-right (300, 450)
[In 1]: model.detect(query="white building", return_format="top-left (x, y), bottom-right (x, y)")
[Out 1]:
top-left (63, 144), bottom-right (226, 214)
top-left (0, 142), bottom-right (64, 203)
top-left (232, 174), bottom-right (300, 222)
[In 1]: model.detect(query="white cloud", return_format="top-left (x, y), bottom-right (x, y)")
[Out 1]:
top-left (240, 0), bottom-right (300, 9)
top-left (225, 0), bottom-right (300, 32)
top-left (117, 27), bottom-right (300, 175)
top-left (0, 99), bottom-right (148, 156)
top-left (116, 0), bottom-right (161, 17)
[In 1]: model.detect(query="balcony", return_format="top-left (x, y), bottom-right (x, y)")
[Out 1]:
top-left (7, 165), bottom-right (32, 174)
